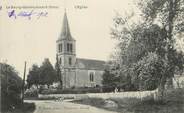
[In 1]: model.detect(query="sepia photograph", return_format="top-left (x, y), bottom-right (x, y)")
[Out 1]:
top-left (0, 0), bottom-right (184, 113)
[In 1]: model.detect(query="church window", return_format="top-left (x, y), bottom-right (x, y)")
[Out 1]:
top-left (60, 44), bottom-right (62, 52)
top-left (58, 45), bottom-right (60, 52)
top-left (59, 44), bottom-right (62, 52)
top-left (67, 43), bottom-right (73, 53)
top-left (67, 43), bottom-right (70, 52)
top-left (70, 44), bottom-right (73, 52)
top-left (60, 57), bottom-right (62, 64)
top-left (89, 72), bottom-right (94, 82)
top-left (69, 57), bottom-right (72, 65)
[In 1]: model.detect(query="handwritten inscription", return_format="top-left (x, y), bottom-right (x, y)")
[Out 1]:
top-left (8, 10), bottom-right (48, 20)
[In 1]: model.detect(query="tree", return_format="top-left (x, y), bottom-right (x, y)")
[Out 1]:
top-left (39, 58), bottom-right (57, 87)
top-left (111, 0), bottom-right (184, 101)
top-left (102, 70), bottom-right (117, 87)
top-left (55, 54), bottom-right (63, 89)
top-left (102, 69), bottom-right (118, 92)
top-left (26, 64), bottom-right (40, 88)
top-left (0, 63), bottom-right (22, 110)
top-left (137, 0), bottom-right (184, 101)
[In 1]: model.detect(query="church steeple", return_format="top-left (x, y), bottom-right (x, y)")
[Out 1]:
top-left (56, 9), bottom-right (76, 69)
top-left (59, 11), bottom-right (73, 40)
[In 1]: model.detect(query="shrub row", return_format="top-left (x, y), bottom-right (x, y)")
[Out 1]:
top-left (40, 87), bottom-right (102, 94)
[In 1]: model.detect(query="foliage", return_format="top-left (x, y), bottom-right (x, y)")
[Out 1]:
top-left (0, 63), bottom-right (22, 111)
top-left (133, 52), bottom-right (162, 90)
top-left (110, 0), bottom-right (184, 95)
top-left (26, 58), bottom-right (58, 88)
top-left (1, 102), bottom-right (36, 113)
top-left (102, 70), bottom-right (118, 87)
top-left (40, 87), bottom-right (102, 94)
top-left (27, 64), bottom-right (40, 88)
top-left (39, 58), bottom-right (58, 87)
top-left (24, 85), bottom-right (39, 98)
top-left (137, 0), bottom-right (184, 34)
top-left (55, 54), bottom-right (62, 89)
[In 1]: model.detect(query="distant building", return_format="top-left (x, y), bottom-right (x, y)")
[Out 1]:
top-left (56, 11), bottom-right (106, 88)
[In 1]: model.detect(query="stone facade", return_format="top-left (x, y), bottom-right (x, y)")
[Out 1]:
top-left (56, 11), bottom-right (106, 89)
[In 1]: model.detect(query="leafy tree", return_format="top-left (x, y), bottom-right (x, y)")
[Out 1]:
top-left (133, 52), bottom-right (162, 90)
top-left (102, 69), bottom-right (118, 92)
top-left (137, 0), bottom-right (184, 101)
top-left (39, 58), bottom-right (57, 87)
top-left (0, 63), bottom-right (22, 110)
top-left (55, 54), bottom-right (63, 89)
top-left (111, 0), bottom-right (184, 101)
top-left (27, 64), bottom-right (40, 88)
top-left (102, 62), bottom-right (136, 91)
top-left (102, 70), bottom-right (117, 87)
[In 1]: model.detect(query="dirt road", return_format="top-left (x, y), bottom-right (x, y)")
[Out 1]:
top-left (25, 100), bottom-right (117, 113)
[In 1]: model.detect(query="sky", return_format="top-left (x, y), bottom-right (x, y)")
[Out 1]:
top-left (0, 0), bottom-right (137, 78)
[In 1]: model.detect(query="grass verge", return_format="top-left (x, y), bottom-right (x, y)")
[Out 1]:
top-left (72, 88), bottom-right (184, 113)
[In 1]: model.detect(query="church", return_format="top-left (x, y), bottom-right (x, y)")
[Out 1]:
top-left (56, 11), bottom-right (107, 89)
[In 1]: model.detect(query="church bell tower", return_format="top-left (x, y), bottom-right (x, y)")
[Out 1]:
top-left (56, 11), bottom-right (76, 88)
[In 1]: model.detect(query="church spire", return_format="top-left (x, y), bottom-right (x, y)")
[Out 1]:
top-left (59, 10), bottom-right (73, 40)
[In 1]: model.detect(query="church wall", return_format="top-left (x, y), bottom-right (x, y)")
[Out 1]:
top-left (75, 69), bottom-right (104, 87)
top-left (63, 55), bottom-right (76, 68)
top-left (75, 69), bottom-right (88, 87)
top-left (63, 70), bottom-right (76, 88)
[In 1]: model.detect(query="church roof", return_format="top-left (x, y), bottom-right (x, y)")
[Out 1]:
top-left (76, 58), bottom-right (107, 70)
top-left (58, 11), bottom-right (74, 41)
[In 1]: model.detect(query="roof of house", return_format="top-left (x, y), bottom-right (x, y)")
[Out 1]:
top-left (76, 58), bottom-right (107, 70)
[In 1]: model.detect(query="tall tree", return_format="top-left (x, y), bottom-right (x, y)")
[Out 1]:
top-left (111, 0), bottom-right (184, 101)
top-left (27, 64), bottom-right (40, 88)
top-left (39, 58), bottom-right (57, 87)
top-left (137, 0), bottom-right (184, 100)
top-left (55, 54), bottom-right (63, 89)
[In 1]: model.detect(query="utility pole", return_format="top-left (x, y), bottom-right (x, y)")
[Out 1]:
top-left (21, 61), bottom-right (26, 104)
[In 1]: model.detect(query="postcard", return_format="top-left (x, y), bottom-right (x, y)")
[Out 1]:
top-left (1, 0), bottom-right (184, 113)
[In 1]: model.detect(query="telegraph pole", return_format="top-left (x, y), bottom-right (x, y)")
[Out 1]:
top-left (21, 61), bottom-right (27, 104)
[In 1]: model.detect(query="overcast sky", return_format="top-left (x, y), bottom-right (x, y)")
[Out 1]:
top-left (0, 0), bottom-right (137, 77)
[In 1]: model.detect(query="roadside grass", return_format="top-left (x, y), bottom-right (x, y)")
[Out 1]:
top-left (1, 102), bottom-right (36, 113)
top-left (72, 88), bottom-right (184, 113)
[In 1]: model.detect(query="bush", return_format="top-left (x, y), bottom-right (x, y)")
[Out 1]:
top-left (40, 87), bottom-right (102, 94)
top-left (24, 86), bottom-right (39, 98)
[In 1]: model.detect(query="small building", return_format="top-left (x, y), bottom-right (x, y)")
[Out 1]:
top-left (56, 11), bottom-right (106, 88)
